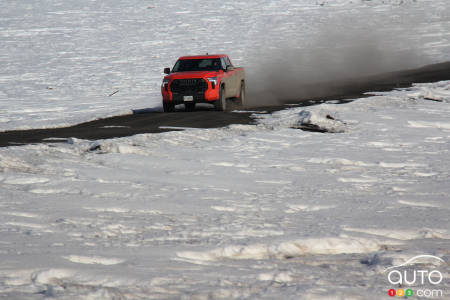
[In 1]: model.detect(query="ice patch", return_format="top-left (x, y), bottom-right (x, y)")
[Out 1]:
top-left (211, 206), bottom-right (236, 212)
top-left (42, 137), bottom-right (69, 142)
top-left (4, 176), bottom-right (49, 185)
top-left (63, 255), bottom-right (125, 265)
top-left (392, 186), bottom-right (408, 192)
top-left (398, 200), bottom-right (439, 208)
top-left (414, 171), bottom-right (438, 177)
top-left (408, 121), bottom-right (450, 130)
top-left (338, 177), bottom-right (378, 183)
top-left (308, 158), bottom-right (374, 167)
top-left (211, 162), bottom-right (235, 167)
top-left (258, 272), bottom-right (293, 283)
top-left (378, 162), bottom-right (426, 168)
top-left (255, 180), bottom-right (292, 185)
top-left (29, 188), bottom-right (72, 194)
top-left (5, 222), bottom-right (46, 229)
top-left (83, 207), bottom-right (130, 213)
top-left (3, 211), bottom-right (39, 218)
top-left (368, 141), bottom-right (395, 147)
top-left (285, 204), bottom-right (336, 213)
top-left (343, 227), bottom-right (450, 240)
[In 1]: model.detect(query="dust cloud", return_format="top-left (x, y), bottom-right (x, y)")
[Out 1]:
top-left (244, 16), bottom-right (431, 107)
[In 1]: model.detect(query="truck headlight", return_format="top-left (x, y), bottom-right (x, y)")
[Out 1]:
top-left (162, 78), bottom-right (170, 91)
top-left (207, 77), bottom-right (218, 89)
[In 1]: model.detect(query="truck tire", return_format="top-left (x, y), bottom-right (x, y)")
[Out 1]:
top-left (214, 86), bottom-right (226, 111)
top-left (185, 102), bottom-right (195, 112)
top-left (236, 81), bottom-right (246, 107)
top-left (163, 102), bottom-right (175, 113)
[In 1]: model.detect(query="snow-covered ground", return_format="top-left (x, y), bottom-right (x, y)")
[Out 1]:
top-left (0, 81), bottom-right (449, 299)
top-left (1, 0), bottom-right (450, 299)
top-left (1, 0), bottom-right (450, 131)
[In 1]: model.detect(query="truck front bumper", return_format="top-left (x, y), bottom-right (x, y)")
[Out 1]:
top-left (169, 90), bottom-right (219, 105)
top-left (161, 80), bottom-right (220, 104)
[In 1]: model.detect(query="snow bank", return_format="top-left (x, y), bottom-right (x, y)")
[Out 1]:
top-left (258, 107), bottom-right (347, 133)
top-left (177, 237), bottom-right (385, 262)
top-left (294, 110), bottom-right (347, 133)
top-left (259, 80), bottom-right (450, 134)
top-left (407, 81), bottom-right (450, 103)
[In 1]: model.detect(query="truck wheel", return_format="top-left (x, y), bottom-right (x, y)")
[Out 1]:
top-left (236, 81), bottom-right (246, 107)
top-left (185, 102), bottom-right (195, 112)
top-left (215, 86), bottom-right (227, 111)
top-left (163, 102), bottom-right (175, 113)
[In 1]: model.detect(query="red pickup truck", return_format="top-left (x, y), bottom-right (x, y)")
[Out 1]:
top-left (161, 54), bottom-right (245, 112)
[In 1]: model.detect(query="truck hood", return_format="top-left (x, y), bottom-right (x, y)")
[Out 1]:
top-left (167, 71), bottom-right (221, 80)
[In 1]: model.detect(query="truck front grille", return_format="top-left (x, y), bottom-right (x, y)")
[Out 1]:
top-left (170, 78), bottom-right (208, 93)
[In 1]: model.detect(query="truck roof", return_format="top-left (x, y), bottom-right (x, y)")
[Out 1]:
top-left (178, 54), bottom-right (228, 60)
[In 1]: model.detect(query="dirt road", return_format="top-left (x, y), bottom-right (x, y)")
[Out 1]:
top-left (1, 61), bottom-right (449, 147)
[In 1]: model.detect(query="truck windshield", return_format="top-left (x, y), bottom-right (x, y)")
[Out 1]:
top-left (172, 58), bottom-right (222, 72)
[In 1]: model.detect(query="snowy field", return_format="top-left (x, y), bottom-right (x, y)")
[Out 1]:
top-left (1, 0), bottom-right (450, 131)
top-left (0, 81), bottom-right (449, 298)
top-left (1, 0), bottom-right (450, 299)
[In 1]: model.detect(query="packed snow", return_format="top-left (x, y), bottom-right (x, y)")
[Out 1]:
top-left (1, 80), bottom-right (449, 299)
top-left (1, 0), bottom-right (450, 131)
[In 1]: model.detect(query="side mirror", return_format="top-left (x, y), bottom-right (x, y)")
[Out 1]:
top-left (226, 66), bottom-right (235, 72)
top-left (164, 67), bottom-right (170, 74)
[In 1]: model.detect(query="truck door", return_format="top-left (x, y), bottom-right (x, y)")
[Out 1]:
top-left (221, 57), bottom-right (238, 98)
